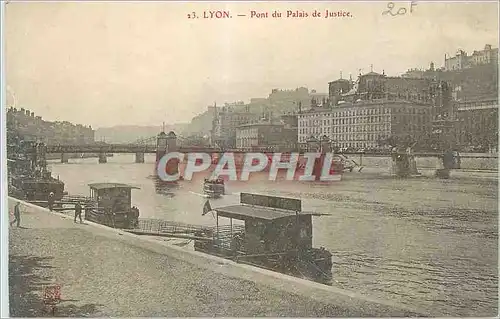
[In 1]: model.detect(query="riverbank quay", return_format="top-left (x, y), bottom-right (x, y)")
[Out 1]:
top-left (7, 197), bottom-right (432, 317)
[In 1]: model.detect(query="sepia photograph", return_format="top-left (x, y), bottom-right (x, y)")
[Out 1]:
top-left (2, 0), bottom-right (498, 317)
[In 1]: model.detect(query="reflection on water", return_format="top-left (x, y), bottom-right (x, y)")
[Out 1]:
top-left (48, 154), bottom-right (498, 316)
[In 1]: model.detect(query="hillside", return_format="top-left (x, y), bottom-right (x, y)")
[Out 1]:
top-left (94, 123), bottom-right (188, 143)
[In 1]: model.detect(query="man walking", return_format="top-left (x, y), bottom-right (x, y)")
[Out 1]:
top-left (10, 201), bottom-right (21, 228)
top-left (47, 192), bottom-right (55, 212)
top-left (74, 202), bottom-right (83, 223)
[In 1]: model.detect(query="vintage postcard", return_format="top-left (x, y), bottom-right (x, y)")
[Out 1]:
top-left (2, 0), bottom-right (498, 317)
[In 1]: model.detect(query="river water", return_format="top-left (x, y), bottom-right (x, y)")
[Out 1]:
top-left (48, 154), bottom-right (498, 316)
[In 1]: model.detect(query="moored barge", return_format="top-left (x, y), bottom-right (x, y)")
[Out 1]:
top-left (85, 183), bottom-right (140, 228)
top-left (194, 193), bottom-right (333, 284)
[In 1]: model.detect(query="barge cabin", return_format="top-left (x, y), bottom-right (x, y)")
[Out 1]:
top-left (194, 193), bottom-right (333, 284)
top-left (86, 183), bottom-right (140, 229)
top-left (203, 178), bottom-right (225, 198)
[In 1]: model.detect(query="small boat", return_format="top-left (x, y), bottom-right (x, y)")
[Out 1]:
top-left (85, 183), bottom-right (140, 229)
top-left (194, 193), bottom-right (333, 284)
top-left (203, 178), bottom-right (225, 198)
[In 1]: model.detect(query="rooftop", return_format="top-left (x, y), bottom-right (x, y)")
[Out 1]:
top-left (215, 204), bottom-right (329, 221)
top-left (361, 71), bottom-right (385, 77)
top-left (88, 183), bottom-right (141, 190)
top-left (237, 122), bottom-right (284, 129)
top-left (329, 78), bottom-right (351, 84)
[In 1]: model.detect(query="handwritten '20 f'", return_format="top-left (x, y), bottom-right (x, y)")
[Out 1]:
top-left (382, 1), bottom-right (417, 16)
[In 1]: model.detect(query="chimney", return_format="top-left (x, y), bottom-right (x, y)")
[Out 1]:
top-left (30, 112), bottom-right (35, 117)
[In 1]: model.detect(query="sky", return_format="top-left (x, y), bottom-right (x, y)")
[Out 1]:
top-left (5, 1), bottom-right (499, 128)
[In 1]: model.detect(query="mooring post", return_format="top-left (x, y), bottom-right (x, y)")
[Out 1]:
top-left (60, 153), bottom-right (68, 163)
top-left (98, 153), bottom-right (107, 163)
top-left (135, 152), bottom-right (145, 163)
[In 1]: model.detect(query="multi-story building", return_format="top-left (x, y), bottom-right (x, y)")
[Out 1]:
top-left (298, 106), bottom-right (334, 145)
top-left (299, 71), bottom-right (440, 150)
top-left (211, 104), bottom-right (260, 148)
top-left (444, 44), bottom-right (498, 71)
top-left (402, 60), bottom-right (498, 104)
top-left (454, 98), bottom-right (498, 152)
top-left (298, 100), bottom-right (431, 150)
top-left (6, 107), bottom-right (95, 144)
top-left (236, 122), bottom-right (297, 150)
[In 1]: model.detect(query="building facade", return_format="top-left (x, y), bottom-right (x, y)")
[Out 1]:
top-left (444, 44), bottom-right (498, 71)
top-left (236, 123), bottom-right (294, 150)
top-left (454, 99), bottom-right (498, 152)
top-left (236, 122), bottom-right (297, 150)
top-left (298, 100), bottom-right (431, 150)
top-left (212, 105), bottom-right (260, 148)
top-left (6, 107), bottom-right (95, 144)
top-left (300, 71), bottom-right (441, 150)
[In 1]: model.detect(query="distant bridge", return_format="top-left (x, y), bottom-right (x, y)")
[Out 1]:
top-left (44, 144), bottom-right (219, 154)
top-left (46, 144), bottom-right (158, 154)
top-left (42, 133), bottom-right (498, 164)
top-left (42, 143), bottom-right (498, 158)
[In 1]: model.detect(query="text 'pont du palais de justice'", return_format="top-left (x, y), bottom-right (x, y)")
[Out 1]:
top-left (187, 9), bottom-right (353, 19)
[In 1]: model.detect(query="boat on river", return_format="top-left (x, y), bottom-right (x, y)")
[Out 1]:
top-left (85, 183), bottom-right (140, 229)
top-left (71, 182), bottom-right (334, 285)
top-left (194, 193), bottom-right (333, 284)
top-left (203, 178), bottom-right (225, 198)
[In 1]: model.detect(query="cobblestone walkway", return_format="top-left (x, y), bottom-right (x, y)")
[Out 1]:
top-left (8, 202), bottom-right (419, 317)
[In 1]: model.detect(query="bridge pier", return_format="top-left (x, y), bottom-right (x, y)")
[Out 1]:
top-left (435, 150), bottom-right (459, 179)
top-left (135, 152), bottom-right (145, 163)
top-left (155, 131), bottom-right (180, 181)
top-left (60, 153), bottom-right (69, 163)
top-left (98, 153), bottom-right (107, 164)
top-left (391, 149), bottom-right (420, 177)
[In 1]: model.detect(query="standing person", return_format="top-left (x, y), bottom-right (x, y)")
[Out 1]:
top-left (74, 202), bottom-right (83, 223)
top-left (133, 207), bottom-right (140, 227)
top-left (47, 192), bottom-right (55, 212)
top-left (10, 201), bottom-right (21, 228)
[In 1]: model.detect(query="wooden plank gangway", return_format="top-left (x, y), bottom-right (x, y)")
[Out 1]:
top-left (28, 195), bottom-right (98, 211)
top-left (124, 229), bottom-right (213, 241)
top-left (130, 218), bottom-right (245, 242)
top-left (136, 218), bottom-right (212, 234)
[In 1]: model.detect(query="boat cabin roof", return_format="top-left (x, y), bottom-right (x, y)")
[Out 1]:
top-left (88, 183), bottom-right (140, 191)
top-left (205, 177), bottom-right (223, 182)
top-left (215, 204), bottom-right (329, 221)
